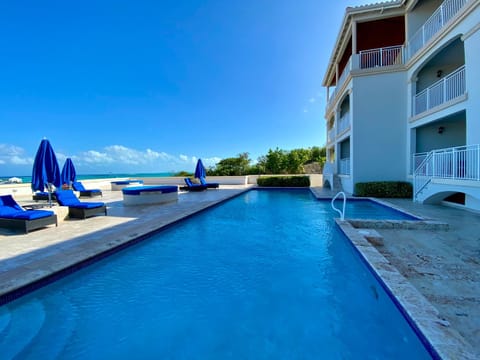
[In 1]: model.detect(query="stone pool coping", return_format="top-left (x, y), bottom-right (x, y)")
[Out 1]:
top-left (336, 219), bottom-right (476, 359)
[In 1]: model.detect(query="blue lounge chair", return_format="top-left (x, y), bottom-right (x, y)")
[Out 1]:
top-left (0, 195), bottom-right (57, 233)
top-left (199, 177), bottom-right (219, 189)
top-left (55, 190), bottom-right (107, 219)
top-left (32, 191), bottom-right (57, 201)
top-left (72, 181), bottom-right (102, 197)
top-left (183, 178), bottom-right (207, 191)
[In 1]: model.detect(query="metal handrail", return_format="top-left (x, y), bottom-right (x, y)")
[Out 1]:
top-left (331, 191), bottom-right (346, 221)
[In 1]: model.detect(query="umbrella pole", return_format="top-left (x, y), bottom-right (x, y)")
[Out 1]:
top-left (47, 183), bottom-right (53, 207)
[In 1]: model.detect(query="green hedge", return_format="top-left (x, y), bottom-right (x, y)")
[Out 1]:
top-left (354, 181), bottom-right (412, 198)
top-left (257, 176), bottom-right (310, 187)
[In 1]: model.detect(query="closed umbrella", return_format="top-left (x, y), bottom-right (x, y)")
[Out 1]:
top-left (61, 158), bottom-right (77, 188)
top-left (194, 159), bottom-right (206, 179)
top-left (31, 139), bottom-right (61, 206)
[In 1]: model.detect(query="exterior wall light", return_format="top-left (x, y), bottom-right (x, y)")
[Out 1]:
top-left (438, 126), bottom-right (445, 134)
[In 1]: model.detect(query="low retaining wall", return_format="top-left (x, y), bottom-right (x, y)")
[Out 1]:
top-left (347, 219), bottom-right (449, 231)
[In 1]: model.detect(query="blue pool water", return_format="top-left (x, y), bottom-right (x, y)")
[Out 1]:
top-left (0, 190), bottom-right (433, 359)
top-left (329, 198), bottom-right (420, 220)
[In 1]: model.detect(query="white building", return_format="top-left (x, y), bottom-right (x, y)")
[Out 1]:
top-left (322, 0), bottom-right (480, 211)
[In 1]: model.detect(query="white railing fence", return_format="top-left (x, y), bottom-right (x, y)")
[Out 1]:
top-left (327, 44), bottom-right (405, 111)
top-left (358, 45), bottom-right (404, 69)
top-left (327, 57), bottom-right (352, 110)
top-left (327, 127), bottom-right (336, 143)
top-left (413, 144), bottom-right (480, 200)
top-left (407, 0), bottom-right (468, 59)
top-left (337, 113), bottom-right (350, 135)
top-left (413, 65), bottom-right (465, 116)
top-left (339, 158), bottom-right (350, 175)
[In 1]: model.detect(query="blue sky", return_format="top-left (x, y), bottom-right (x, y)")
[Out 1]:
top-left (0, 0), bottom-right (368, 176)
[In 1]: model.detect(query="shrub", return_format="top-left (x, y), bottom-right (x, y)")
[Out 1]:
top-left (257, 176), bottom-right (310, 187)
top-left (354, 181), bottom-right (413, 198)
top-left (173, 171), bottom-right (193, 177)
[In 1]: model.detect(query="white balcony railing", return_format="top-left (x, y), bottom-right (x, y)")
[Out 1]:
top-left (327, 45), bottom-right (405, 111)
top-left (413, 65), bottom-right (465, 116)
top-left (327, 127), bottom-right (336, 143)
top-left (327, 57), bottom-right (352, 110)
top-left (407, 0), bottom-right (468, 59)
top-left (337, 113), bottom-right (350, 135)
top-left (339, 158), bottom-right (350, 175)
top-left (413, 144), bottom-right (480, 200)
top-left (358, 45), bottom-right (404, 69)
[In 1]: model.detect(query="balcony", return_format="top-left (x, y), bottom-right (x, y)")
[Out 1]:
top-left (337, 113), bottom-right (350, 135)
top-left (327, 58), bottom-right (352, 110)
top-left (407, 0), bottom-right (468, 59)
top-left (358, 45), bottom-right (404, 69)
top-left (327, 127), bottom-right (336, 144)
top-left (413, 65), bottom-right (465, 116)
top-left (326, 46), bottom-right (405, 111)
top-left (413, 144), bottom-right (480, 201)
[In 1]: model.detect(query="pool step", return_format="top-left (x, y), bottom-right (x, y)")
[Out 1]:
top-left (0, 299), bottom-right (46, 359)
top-left (14, 294), bottom-right (77, 359)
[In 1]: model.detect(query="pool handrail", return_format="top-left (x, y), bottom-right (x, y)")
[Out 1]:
top-left (331, 191), bottom-right (346, 220)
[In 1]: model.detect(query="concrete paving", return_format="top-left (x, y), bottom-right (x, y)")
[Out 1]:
top-left (368, 198), bottom-right (480, 357)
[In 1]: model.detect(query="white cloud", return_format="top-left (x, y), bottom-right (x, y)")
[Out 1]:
top-left (202, 157), bottom-right (222, 167)
top-left (79, 150), bottom-right (115, 164)
top-left (0, 144), bottom-right (32, 166)
top-left (10, 155), bottom-right (31, 165)
top-left (0, 143), bottom-right (224, 176)
top-left (72, 145), bottom-right (223, 172)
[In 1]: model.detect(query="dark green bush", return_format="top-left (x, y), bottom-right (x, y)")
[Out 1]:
top-left (354, 181), bottom-right (412, 198)
top-left (257, 176), bottom-right (310, 187)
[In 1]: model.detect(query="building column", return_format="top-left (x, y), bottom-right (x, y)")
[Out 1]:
top-left (352, 21), bottom-right (357, 55)
top-left (462, 25), bottom-right (480, 145)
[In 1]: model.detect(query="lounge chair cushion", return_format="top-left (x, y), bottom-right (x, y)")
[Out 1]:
top-left (0, 195), bottom-right (57, 233)
top-left (122, 186), bottom-right (177, 195)
top-left (55, 190), bottom-right (105, 209)
top-left (199, 177), bottom-right (219, 188)
top-left (0, 208), bottom-right (54, 220)
top-left (184, 178), bottom-right (207, 191)
top-left (111, 180), bottom-right (144, 185)
top-left (72, 181), bottom-right (102, 196)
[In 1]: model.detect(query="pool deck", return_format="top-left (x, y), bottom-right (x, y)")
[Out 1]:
top-left (0, 186), bottom-right (479, 359)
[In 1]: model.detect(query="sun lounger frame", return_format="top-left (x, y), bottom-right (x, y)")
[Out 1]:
top-left (68, 205), bottom-right (107, 220)
top-left (0, 215), bottom-right (58, 234)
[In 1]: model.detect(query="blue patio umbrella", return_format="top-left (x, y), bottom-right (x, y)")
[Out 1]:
top-left (61, 158), bottom-right (77, 187)
top-left (31, 139), bottom-right (61, 206)
top-left (194, 158), bottom-right (206, 179)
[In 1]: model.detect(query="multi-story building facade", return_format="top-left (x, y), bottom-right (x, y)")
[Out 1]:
top-left (323, 0), bottom-right (480, 211)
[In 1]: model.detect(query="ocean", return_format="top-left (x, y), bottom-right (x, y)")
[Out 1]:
top-left (0, 173), bottom-right (175, 184)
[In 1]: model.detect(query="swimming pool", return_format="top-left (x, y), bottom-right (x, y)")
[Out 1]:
top-left (327, 197), bottom-right (420, 220)
top-left (0, 190), bottom-right (434, 359)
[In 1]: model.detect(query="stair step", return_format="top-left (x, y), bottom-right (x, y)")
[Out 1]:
top-left (15, 294), bottom-right (78, 359)
top-left (0, 299), bottom-right (46, 359)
